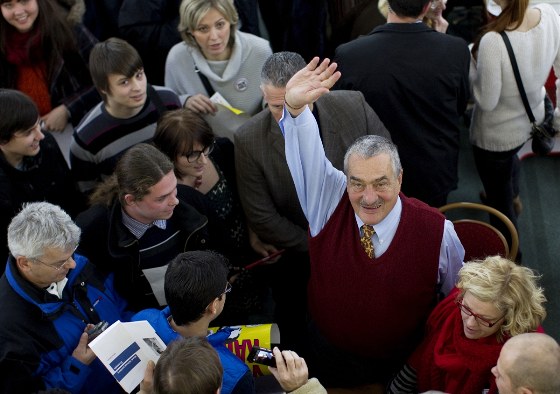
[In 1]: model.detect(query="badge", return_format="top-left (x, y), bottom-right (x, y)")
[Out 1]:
top-left (235, 78), bottom-right (248, 92)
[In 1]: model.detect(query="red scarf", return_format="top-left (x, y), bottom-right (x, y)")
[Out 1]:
top-left (5, 28), bottom-right (43, 66)
top-left (410, 288), bottom-right (503, 394)
top-left (5, 28), bottom-right (51, 115)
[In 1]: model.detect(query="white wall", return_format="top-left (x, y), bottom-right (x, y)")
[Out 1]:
top-left (535, 0), bottom-right (560, 12)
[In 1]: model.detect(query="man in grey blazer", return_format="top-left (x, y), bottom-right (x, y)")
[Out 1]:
top-left (234, 51), bottom-right (390, 353)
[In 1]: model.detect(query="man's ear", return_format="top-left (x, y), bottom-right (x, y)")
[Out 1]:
top-left (124, 194), bottom-right (136, 206)
top-left (16, 256), bottom-right (32, 272)
top-left (207, 298), bottom-right (220, 316)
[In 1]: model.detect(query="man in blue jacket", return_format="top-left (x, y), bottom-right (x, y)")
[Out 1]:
top-left (0, 202), bottom-right (132, 393)
top-left (133, 250), bottom-right (253, 394)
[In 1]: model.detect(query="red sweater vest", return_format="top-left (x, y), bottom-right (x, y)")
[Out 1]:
top-left (308, 193), bottom-right (444, 360)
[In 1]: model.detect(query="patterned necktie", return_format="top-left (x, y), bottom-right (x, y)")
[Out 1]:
top-left (360, 224), bottom-right (375, 259)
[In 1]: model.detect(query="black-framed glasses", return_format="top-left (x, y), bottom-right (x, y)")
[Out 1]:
top-left (456, 300), bottom-right (505, 328)
top-left (32, 245), bottom-right (78, 271)
top-left (184, 141), bottom-right (215, 163)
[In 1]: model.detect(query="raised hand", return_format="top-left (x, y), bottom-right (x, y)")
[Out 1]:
top-left (284, 57), bottom-right (341, 116)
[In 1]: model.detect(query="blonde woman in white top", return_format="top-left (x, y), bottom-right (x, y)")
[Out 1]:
top-left (165, 0), bottom-right (271, 139)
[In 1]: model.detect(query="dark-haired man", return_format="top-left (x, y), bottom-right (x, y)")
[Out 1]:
top-left (76, 144), bottom-right (212, 311)
top-left (70, 37), bottom-right (181, 194)
top-left (134, 251), bottom-right (327, 394)
top-left (132, 251), bottom-right (253, 394)
top-left (334, 0), bottom-right (470, 207)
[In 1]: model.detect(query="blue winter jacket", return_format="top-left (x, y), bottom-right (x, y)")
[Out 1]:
top-left (0, 254), bottom-right (132, 393)
top-left (132, 307), bottom-right (254, 394)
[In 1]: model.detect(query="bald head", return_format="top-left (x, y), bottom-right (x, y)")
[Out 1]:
top-left (494, 333), bottom-right (560, 394)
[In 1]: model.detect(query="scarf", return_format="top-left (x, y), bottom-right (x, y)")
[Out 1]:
top-left (5, 28), bottom-right (51, 115)
top-left (411, 288), bottom-right (503, 394)
top-left (5, 28), bottom-right (43, 66)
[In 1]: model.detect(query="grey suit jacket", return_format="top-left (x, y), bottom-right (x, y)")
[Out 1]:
top-left (234, 90), bottom-right (390, 252)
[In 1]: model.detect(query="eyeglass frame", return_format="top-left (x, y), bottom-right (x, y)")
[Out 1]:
top-left (184, 140), bottom-right (215, 163)
top-left (205, 282), bottom-right (232, 310)
top-left (456, 299), bottom-right (505, 328)
top-left (218, 282), bottom-right (232, 299)
top-left (31, 245), bottom-right (79, 271)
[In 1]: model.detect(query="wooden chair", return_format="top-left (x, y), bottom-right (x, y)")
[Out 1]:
top-left (439, 202), bottom-right (519, 262)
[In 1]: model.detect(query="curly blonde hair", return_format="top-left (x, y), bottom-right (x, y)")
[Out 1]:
top-left (457, 255), bottom-right (546, 342)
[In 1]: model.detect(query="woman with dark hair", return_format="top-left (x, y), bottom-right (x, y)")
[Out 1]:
top-left (0, 0), bottom-right (99, 132)
top-left (469, 0), bottom-right (560, 256)
top-left (154, 108), bottom-right (274, 257)
top-left (153, 108), bottom-right (277, 321)
top-left (0, 89), bottom-right (85, 268)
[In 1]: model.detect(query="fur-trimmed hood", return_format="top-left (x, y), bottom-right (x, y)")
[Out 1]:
top-left (56, 0), bottom-right (86, 26)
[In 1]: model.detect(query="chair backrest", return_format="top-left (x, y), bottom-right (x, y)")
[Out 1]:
top-left (439, 202), bottom-right (519, 262)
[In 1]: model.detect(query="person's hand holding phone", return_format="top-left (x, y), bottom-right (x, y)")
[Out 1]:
top-left (268, 347), bottom-right (309, 392)
top-left (72, 328), bottom-right (97, 365)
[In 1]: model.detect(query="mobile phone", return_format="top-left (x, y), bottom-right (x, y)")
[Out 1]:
top-left (87, 321), bottom-right (108, 342)
top-left (244, 249), bottom-right (286, 270)
top-left (247, 346), bottom-right (276, 367)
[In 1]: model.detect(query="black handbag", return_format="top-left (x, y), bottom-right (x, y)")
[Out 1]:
top-left (500, 31), bottom-right (558, 156)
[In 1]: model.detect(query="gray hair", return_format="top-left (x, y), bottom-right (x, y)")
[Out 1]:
top-left (260, 51), bottom-right (307, 88)
top-left (7, 202), bottom-right (80, 259)
top-left (343, 135), bottom-right (402, 176)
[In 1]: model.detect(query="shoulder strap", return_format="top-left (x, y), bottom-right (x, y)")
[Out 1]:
top-left (499, 31), bottom-right (536, 124)
top-left (194, 64), bottom-right (216, 97)
top-left (147, 84), bottom-right (167, 118)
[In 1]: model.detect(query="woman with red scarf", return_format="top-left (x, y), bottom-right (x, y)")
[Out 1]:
top-left (388, 256), bottom-right (547, 394)
top-left (0, 0), bottom-right (99, 132)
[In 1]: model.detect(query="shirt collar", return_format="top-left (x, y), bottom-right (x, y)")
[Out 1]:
top-left (121, 209), bottom-right (167, 239)
top-left (46, 277), bottom-right (68, 299)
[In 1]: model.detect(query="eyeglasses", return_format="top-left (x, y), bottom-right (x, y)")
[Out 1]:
top-left (32, 245), bottom-right (78, 271)
top-left (219, 282), bottom-right (232, 298)
top-left (456, 300), bottom-right (505, 328)
top-left (184, 141), bottom-right (215, 163)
